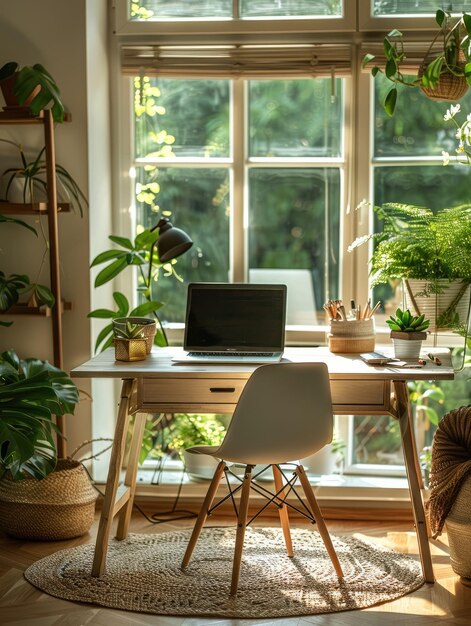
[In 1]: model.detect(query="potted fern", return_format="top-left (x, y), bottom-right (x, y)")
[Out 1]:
top-left (386, 308), bottom-right (430, 360)
top-left (349, 202), bottom-right (471, 333)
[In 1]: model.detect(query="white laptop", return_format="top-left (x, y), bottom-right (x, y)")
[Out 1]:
top-left (172, 282), bottom-right (287, 364)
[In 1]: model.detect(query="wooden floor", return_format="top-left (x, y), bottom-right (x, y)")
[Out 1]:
top-left (1, 505), bottom-right (470, 626)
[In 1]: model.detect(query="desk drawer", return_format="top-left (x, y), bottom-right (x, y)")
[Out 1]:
top-left (139, 378), bottom-right (246, 407)
top-left (330, 380), bottom-right (388, 411)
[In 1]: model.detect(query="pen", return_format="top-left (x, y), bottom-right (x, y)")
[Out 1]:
top-left (427, 353), bottom-right (442, 366)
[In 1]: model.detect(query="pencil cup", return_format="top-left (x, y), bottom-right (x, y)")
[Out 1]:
top-left (328, 319), bottom-right (375, 353)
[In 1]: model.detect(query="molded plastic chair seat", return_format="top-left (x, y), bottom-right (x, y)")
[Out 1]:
top-left (181, 362), bottom-right (344, 595)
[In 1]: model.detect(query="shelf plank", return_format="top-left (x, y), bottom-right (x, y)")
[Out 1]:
top-left (0, 202), bottom-right (71, 214)
top-left (0, 301), bottom-right (72, 317)
top-left (0, 109), bottom-right (71, 124)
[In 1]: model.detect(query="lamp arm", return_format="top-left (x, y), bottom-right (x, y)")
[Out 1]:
top-left (147, 239), bottom-right (168, 347)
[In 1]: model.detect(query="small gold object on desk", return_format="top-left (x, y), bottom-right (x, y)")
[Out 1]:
top-left (114, 337), bottom-right (147, 362)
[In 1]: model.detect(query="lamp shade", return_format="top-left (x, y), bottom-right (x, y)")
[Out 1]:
top-left (155, 218), bottom-right (193, 262)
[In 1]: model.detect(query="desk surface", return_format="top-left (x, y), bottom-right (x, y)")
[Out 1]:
top-left (72, 346), bottom-right (453, 381)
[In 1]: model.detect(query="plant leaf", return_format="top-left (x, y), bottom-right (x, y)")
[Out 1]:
top-left (384, 87), bottom-right (397, 116)
top-left (94, 257), bottom-right (129, 287)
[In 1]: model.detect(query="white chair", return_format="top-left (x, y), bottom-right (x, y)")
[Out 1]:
top-left (181, 362), bottom-right (344, 595)
top-left (249, 268), bottom-right (318, 324)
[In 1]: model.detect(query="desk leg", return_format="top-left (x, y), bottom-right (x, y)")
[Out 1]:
top-left (116, 411), bottom-right (147, 540)
top-left (92, 378), bottom-right (134, 577)
top-left (393, 380), bottom-right (434, 583)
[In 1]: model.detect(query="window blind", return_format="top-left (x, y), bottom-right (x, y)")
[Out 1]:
top-left (359, 40), bottom-right (434, 73)
top-left (121, 43), bottom-right (353, 78)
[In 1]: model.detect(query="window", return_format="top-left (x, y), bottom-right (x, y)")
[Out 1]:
top-left (111, 1), bottom-right (471, 484)
top-left (132, 76), bottom-right (345, 323)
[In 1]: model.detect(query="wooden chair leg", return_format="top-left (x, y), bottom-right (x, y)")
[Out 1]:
top-left (273, 464), bottom-right (293, 557)
top-left (230, 464), bottom-right (253, 596)
top-left (295, 465), bottom-right (344, 578)
top-left (181, 460), bottom-right (226, 569)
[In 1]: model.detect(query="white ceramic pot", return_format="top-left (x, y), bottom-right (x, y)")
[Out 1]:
top-left (392, 338), bottom-right (423, 361)
top-left (183, 449), bottom-right (220, 481)
top-left (300, 445), bottom-right (337, 476)
top-left (403, 278), bottom-right (471, 333)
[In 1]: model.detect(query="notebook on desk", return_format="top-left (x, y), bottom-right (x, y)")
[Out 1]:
top-left (172, 282), bottom-right (287, 364)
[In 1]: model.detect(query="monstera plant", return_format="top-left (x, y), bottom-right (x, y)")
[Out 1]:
top-left (0, 350), bottom-right (79, 480)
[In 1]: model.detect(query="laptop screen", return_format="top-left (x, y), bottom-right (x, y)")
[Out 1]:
top-left (184, 283), bottom-right (287, 352)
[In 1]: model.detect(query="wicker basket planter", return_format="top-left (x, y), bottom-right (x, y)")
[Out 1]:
top-left (446, 475), bottom-right (471, 583)
top-left (0, 459), bottom-right (97, 541)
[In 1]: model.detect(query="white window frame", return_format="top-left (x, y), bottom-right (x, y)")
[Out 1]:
top-left (112, 0), bottom-right (357, 37)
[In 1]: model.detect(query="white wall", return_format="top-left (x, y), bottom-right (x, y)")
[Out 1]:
top-left (0, 0), bottom-right (112, 458)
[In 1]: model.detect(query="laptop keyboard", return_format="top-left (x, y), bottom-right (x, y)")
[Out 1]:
top-left (189, 351), bottom-right (274, 357)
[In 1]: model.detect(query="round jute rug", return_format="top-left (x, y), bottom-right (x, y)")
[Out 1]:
top-left (24, 527), bottom-right (424, 619)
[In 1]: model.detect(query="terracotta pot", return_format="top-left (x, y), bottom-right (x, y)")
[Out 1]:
top-left (0, 72), bottom-right (40, 111)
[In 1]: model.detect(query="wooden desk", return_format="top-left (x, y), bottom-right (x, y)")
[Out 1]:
top-left (72, 346), bottom-right (453, 582)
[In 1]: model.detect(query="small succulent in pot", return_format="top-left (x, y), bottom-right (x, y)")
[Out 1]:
top-left (113, 321), bottom-right (148, 362)
top-left (386, 308), bottom-right (430, 335)
top-left (387, 308), bottom-right (430, 360)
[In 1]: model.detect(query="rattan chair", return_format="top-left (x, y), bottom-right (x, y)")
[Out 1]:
top-left (181, 362), bottom-right (344, 595)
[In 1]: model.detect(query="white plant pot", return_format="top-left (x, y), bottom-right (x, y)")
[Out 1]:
top-left (300, 445), bottom-right (337, 476)
top-left (0, 175), bottom-right (46, 204)
top-left (183, 449), bottom-right (220, 481)
top-left (403, 278), bottom-right (471, 333)
top-left (392, 338), bottom-right (423, 361)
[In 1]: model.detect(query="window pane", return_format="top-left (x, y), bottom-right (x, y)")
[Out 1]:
top-left (352, 415), bottom-right (403, 466)
top-left (248, 168), bottom-right (340, 312)
top-left (372, 1), bottom-right (471, 16)
top-left (249, 79), bottom-right (343, 158)
top-left (130, 0), bottom-right (232, 19)
top-left (241, 0), bottom-right (342, 17)
top-left (374, 74), bottom-right (471, 158)
top-left (135, 78), bottom-right (230, 159)
top-left (135, 167), bottom-right (230, 322)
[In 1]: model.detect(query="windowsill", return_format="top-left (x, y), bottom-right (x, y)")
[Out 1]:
top-left (128, 468), bottom-right (418, 511)
top-left (165, 321), bottom-right (464, 348)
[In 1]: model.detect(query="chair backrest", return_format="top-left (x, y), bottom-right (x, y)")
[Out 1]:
top-left (216, 362), bottom-right (333, 465)
top-left (249, 268), bottom-right (318, 324)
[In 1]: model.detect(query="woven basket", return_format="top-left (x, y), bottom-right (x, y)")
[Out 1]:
top-left (0, 459), bottom-right (97, 540)
top-left (446, 475), bottom-right (471, 579)
top-left (418, 53), bottom-right (468, 101)
top-left (328, 319), bottom-right (375, 353)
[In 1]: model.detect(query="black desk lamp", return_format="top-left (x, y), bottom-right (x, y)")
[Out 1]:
top-left (151, 217), bottom-right (193, 263)
top-left (147, 217), bottom-right (193, 345)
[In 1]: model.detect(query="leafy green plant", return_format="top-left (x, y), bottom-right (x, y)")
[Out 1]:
top-left (0, 139), bottom-right (88, 215)
top-left (386, 308), bottom-right (430, 332)
top-left (0, 214), bottom-right (54, 327)
top-left (349, 202), bottom-right (471, 286)
top-left (0, 350), bottom-right (79, 480)
top-left (0, 61), bottom-right (65, 123)
top-left (88, 228), bottom-right (183, 351)
top-left (113, 320), bottom-right (145, 340)
top-left (363, 9), bottom-right (471, 116)
top-left (167, 414), bottom-right (226, 460)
